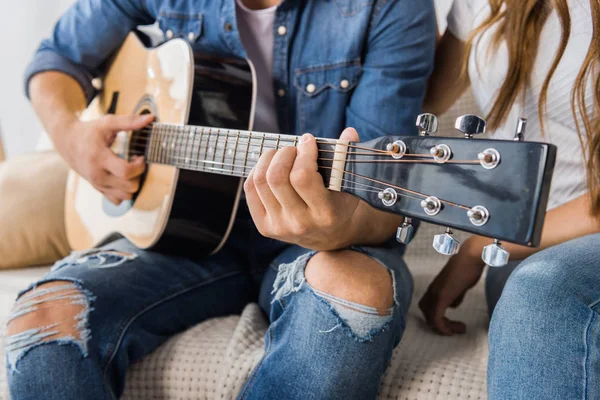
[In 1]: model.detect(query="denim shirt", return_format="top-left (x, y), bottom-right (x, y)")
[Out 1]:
top-left (25, 0), bottom-right (436, 141)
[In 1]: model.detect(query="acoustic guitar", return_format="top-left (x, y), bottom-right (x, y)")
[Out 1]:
top-left (65, 32), bottom-right (556, 267)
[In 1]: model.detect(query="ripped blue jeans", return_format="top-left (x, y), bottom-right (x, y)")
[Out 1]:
top-left (5, 210), bottom-right (412, 400)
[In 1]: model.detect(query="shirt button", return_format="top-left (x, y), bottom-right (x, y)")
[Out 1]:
top-left (277, 89), bottom-right (286, 97)
top-left (188, 32), bottom-right (196, 41)
top-left (340, 79), bottom-right (350, 89)
top-left (277, 26), bottom-right (287, 36)
top-left (91, 78), bottom-right (103, 90)
top-left (306, 83), bottom-right (316, 94)
top-left (166, 29), bottom-right (174, 39)
top-left (224, 22), bottom-right (233, 32)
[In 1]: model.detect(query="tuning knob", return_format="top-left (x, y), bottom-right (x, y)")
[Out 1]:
top-left (513, 117), bottom-right (527, 141)
top-left (455, 115), bottom-right (487, 138)
top-left (416, 113), bottom-right (439, 136)
top-left (433, 228), bottom-right (461, 256)
top-left (396, 218), bottom-right (415, 245)
top-left (482, 239), bottom-right (510, 267)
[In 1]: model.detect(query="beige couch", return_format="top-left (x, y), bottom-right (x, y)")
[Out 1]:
top-left (0, 93), bottom-right (489, 400)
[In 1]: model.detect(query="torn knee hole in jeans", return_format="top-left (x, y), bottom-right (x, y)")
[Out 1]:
top-left (271, 252), bottom-right (396, 342)
top-left (52, 248), bottom-right (138, 271)
top-left (5, 281), bottom-right (96, 373)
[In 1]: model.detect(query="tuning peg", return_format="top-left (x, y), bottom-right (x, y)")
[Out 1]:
top-left (396, 218), bottom-right (415, 245)
top-left (482, 239), bottom-right (510, 267)
top-left (416, 113), bottom-right (439, 136)
top-left (513, 117), bottom-right (527, 141)
top-left (433, 228), bottom-right (461, 256)
top-left (455, 115), bottom-right (487, 138)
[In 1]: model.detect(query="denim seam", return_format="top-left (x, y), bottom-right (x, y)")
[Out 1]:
top-left (101, 270), bottom-right (244, 392)
top-left (158, 10), bottom-right (203, 20)
top-left (334, 0), bottom-right (374, 17)
top-left (294, 59), bottom-right (361, 74)
top-left (584, 309), bottom-right (595, 400)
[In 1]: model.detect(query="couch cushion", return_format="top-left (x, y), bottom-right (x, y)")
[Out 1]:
top-left (0, 152), bottom-right (71, 270)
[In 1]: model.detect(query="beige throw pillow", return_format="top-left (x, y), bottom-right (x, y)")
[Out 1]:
top-left (0, 152), bottom-right (71, 269)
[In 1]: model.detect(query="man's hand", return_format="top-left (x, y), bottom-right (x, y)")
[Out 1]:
top-left (419, 239), bottom-right (486, 336)
top-left (55, 114), bottom-right (154, 205)
top-left (244, 128), bottom-right (361, 251)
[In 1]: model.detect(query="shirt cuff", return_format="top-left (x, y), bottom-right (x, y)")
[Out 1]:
top-left (446, 0), bottom-right (473, 42)
top-left (24, 50), bottom-right (96, 104)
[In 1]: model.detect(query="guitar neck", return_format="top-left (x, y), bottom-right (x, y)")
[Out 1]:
top-left (132, 123), bottom-right (348, 190)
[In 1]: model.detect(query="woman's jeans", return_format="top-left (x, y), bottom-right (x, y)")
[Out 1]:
top-left (486, 233), bottom-right (600, 399)
top-left (5, 208), bottom-right (412, 400)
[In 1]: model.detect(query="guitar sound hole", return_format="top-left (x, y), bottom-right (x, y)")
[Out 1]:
top-left (102, 108), bottom-right (153, 217)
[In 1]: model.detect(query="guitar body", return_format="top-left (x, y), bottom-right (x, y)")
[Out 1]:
top-left (65, 32), bottom-right (255, 256)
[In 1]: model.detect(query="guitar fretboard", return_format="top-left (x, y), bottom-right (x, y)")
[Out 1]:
top-left (131, 123), bottom-right (344, 188)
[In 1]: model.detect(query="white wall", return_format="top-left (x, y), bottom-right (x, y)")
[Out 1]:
top-left (0, 0), bottom-right (453, 158)
top-left (0, 0), bottom-right (74, 158)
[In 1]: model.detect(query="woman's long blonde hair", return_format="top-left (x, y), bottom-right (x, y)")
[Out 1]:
top-left (465, 0), bottom-right (600, 214)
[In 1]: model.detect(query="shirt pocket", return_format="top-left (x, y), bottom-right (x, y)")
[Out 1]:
top-left (294, 61), bottom-right (362, 136)
top-left (157, 10), bottom-right (203, 43)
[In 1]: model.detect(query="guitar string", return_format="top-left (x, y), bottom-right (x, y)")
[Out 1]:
top-left (122, 151), bottom-right (472, 210)
top-left (137, 126), bottom-right (397, 155)
top-left (134, 127), bottom-right (481, 161)
top-left (131, 139), bottom-right (434, 158)
top-left (129, 128), bottom-right (480, 163)
top-left (154, 159), bottom-right (428, 204)
top-left (138, 127), bottom-right (391, 155)
top-left (127, 146), bottom-right (481, 165)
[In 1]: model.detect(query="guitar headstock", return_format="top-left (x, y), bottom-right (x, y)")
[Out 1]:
top-left (323, 114), bottom-right (556, 267)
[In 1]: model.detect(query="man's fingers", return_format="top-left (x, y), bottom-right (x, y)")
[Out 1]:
top-left (103, 175), bottom-right (141, 194)
top-left (252, 149), bottom-right (281, 212)
top-left (103, 114), bottom-right (154, 131)
top-left (101, 188), bottom-right (132, 205)
top-left (339, 127), bottom-right (360, 142)
top-left (244, 170), bottom-right (267, 226)
top-left (104, 153), bottom-right (146, 179)
top-left (291, 134), bottom-right (330, 209)
top-left (267, 147), bottom-right (307, 211)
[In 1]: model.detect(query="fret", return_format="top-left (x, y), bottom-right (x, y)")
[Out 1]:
top-left (190, 126), bottom-right (198, 171)
top-left (183, 125), bottom-right (191, 168)
top-left (164, 125), bottom-right (170, 165)
top-left (178, 126), bottom-right (184, 168)
top-left (243, 131), bottom-right (251, 177)
top-left (221, 130), bottom-right (229, 173)
top-left (231, 131), bottom-right (240, 175)
top-left (167, 125), bottom-right (177, 165)
top-left (259, 134), bottom-right (265, 160)
top-left (275, 134), bottom-right (281, 152)
top-left (203, 128), bottom-right (211, 172)
top-left (149, 127), bottom-right (156, 163)
top-left (156, 126), bottom-right (162, 163)
top-left (190, 127), bottom-right (197, 169)
top-left (211, 128), bottom-right (218, 163)
top-left (145, 128), bottom-right (152, 162)
top-left (159, 126), bottom-right (165, 164)
top-left (171, 126), bottom-right (177, 167)
top-left (159, 126), bottom-right (165, 165)
top-left (195, 126), bottom-right (202, 171)
top-left (172, 125), bottom-right (179, 166)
